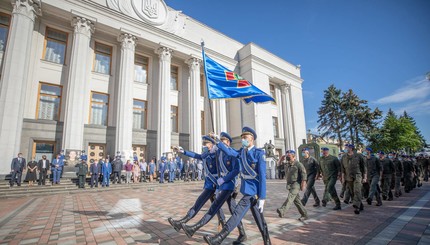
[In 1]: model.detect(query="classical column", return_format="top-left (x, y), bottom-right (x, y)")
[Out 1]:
top-left (186, 57), bottom-right (201, 153)
top-left (215, 100), bottom-right (227, 133)
top-left (62, 17), bottom-right (95, 152)
top-left (115, 33), bottom-right (137, 160)
top-left (0, 0), bottom-right (41, 174)
top-left (280, 84), bottom-right (295, 150)
top-left (156, 46), bottom-right (173, 157)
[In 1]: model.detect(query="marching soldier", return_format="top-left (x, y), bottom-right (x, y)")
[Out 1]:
top-left (168, 135), bottom-right (226, 233)
top-left (340, 144), bottom-right (367, 214)
top-left (390, 152), bottom-right (403, 197)
top-left (379, 151), bottom-right (395, 201)
top-left (276, 150), bottom-right (308, 221)
top-left (181, 132), bottom-right (247, 244)
top-left (203, 127), bottom-right (271, 245)
top-left (301, 148), bottom-right (320, 207)
top-left (364, 148), bottom-right (382, 206)
top-left (403, 155), bottom-right (415, 193)
top-left (319, 147), bottom-right (342, 210)
top-left (416, 154), bottom-right (425, 187)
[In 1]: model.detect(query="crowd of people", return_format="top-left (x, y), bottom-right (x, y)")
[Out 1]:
top-left (8, 130), bottom-right (429, 245)
top-left (276, 145), bottom-right (429, 219)
top-left (8, 151), bottom-right (207, 188)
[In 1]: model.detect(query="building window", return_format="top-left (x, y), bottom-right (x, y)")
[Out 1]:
top-left (133, 99), bottom-right (147, 129)
top-left (170, 65), bottom-right (178, 90)
top-left (0, 13), bottom-right (11, 69)
top-left (37, 83), bottom-right (62, 121)
top-left (201, 111), bottom-right (205, 135)
top-left (171, 106), bottom-right (178, 132)
top-left (134, 54), bottom-right (148, 83)
top-left (93, 42), bottom-right (112, 75)
top-left (270, 84), bottom-right (276, 104)
top-left (43, 27), bottom-right (68, 64)
top-left (272, 116), bottom-right (279, 138)
top-left (90, 92), bottom-right (109, 126)
top-left (200, 73), bottom-right (205, 97)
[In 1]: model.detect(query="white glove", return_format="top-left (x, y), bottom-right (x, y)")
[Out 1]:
top-left (257, 199), bottom-right (265, 213)
top-left (173, 146), bottom-right (184, 153)
top-left (217, 177), bottom-right (225, 186)
top-left (209, 133), bottom-right (220, 142)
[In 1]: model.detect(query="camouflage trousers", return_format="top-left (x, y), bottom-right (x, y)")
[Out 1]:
top-left (278, 183), bottom-right (307, 217)
top-left (322, 177), bottom-right (340, 206)
top-left (346, 174), bottom-right (363, 208)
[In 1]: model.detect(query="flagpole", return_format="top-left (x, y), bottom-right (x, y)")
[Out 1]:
top-left (201, 41), bottom-right (216, 133)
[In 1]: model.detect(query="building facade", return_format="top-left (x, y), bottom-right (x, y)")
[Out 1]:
top-left (0, 0), bottom-right (306, 174)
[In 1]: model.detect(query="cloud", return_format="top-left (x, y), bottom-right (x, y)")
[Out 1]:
top-left (394, 100), bottom-right (430, 116)
top-left (375, 77), bottom-right (430, 104)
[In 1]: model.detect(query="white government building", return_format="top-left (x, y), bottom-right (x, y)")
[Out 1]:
top-left (0, 0), bottom-right (306, 175)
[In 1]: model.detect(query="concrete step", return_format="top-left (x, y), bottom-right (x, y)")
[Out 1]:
top-left (0, 180), bottom-right (203, 199)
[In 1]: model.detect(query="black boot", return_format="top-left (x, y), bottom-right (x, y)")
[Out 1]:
top-left (168, 215), bottom-right (191, 232)
top-left (204, 228), bottom-right (229, 245)
top-left (182, 219), bottom-right (206, 238)
top-left (232, 222), bottom-right (247, 245)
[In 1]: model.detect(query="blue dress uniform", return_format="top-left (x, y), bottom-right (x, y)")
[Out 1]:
top-left (168, 136), bottom-right (226, 232)
top-left (101, 160), bottom-right (112, 187)
top-left (204, 127), bottom-right (271, 245)
top-left (159, 158), bottom-right (167, 183)
top-left (168, 160), bottom-right (176, 182)
top-left (182, 132), bottom-right (247, 244)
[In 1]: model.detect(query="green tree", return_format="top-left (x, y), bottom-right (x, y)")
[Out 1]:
top-left (317, 85), bottom-right (346, 148)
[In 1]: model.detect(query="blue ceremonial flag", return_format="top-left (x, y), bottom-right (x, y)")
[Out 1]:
top-left (202, 47), bottom-right (275, 104)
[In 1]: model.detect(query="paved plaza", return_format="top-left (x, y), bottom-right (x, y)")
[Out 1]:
top-left (0, 179), bottom-right (429, 245)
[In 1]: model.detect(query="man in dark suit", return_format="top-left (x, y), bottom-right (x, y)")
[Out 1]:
top-left (90, 159), bottom-right (100, 188)
top-left (10, 153), bottom-right (26, 187)
top-left (37, 155), bottom-right (50, 185)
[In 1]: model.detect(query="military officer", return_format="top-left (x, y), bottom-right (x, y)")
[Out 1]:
top-left (390, 152), bottom-right (404, 197)
top-left (276, 150), bottom-right (308, 221)
top-left (181, 132), bottom-right (247, 244)
top-left (301, 148), bottom-right (321, 207)
top-left (416, 154), bottom-right (425, 187)
top-left (340, 144), bottom-right (367, 214)
top-left (364, 148), bottom-right (382, 206)
top-left (379, 151), bottom-right (395, 201)
top-left (402, 155), bottom-right (415, 193)
top-left (319, 147), bottom-right (342, 210)
top-left (203, 127), bottom-right (271, 245)
top-left (76, 160), bottom-right (88, 188)
top-left (168, 135), bottom-right (225, 233)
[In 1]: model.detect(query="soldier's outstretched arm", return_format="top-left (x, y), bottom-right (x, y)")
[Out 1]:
top-left (216, 141), bottom-right (240, 158)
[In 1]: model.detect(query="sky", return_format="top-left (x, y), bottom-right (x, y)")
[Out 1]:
top-left (164, 0), bottom-right (430, 143)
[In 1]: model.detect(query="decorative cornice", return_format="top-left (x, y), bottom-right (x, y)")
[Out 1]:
top-left (12, 0), bottom-right (41, 21)
top-left (118, 33), bottom-right (137, 51)
top-left (71, 16), bottom-right (95, 37)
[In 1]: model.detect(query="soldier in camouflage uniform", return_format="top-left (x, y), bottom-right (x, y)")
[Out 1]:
top-left (390, 152), bottom-right (403, 197)
top-left (416, 154), bottom-right (425, 187)
top-left (402, 155), bottom-right (415, 193)
top-left (276, 150), bottom-right (308, 221)
top-left (319, 147), bottom-right (341, 210)
top-left (341, 144), bottom-right (367, 214)
top-left (363, 148), bottom-right (382, 206)
top-left (301, 148), bottom-right (321, 207)
top-left (379, 151), bottom-right (395, 201)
